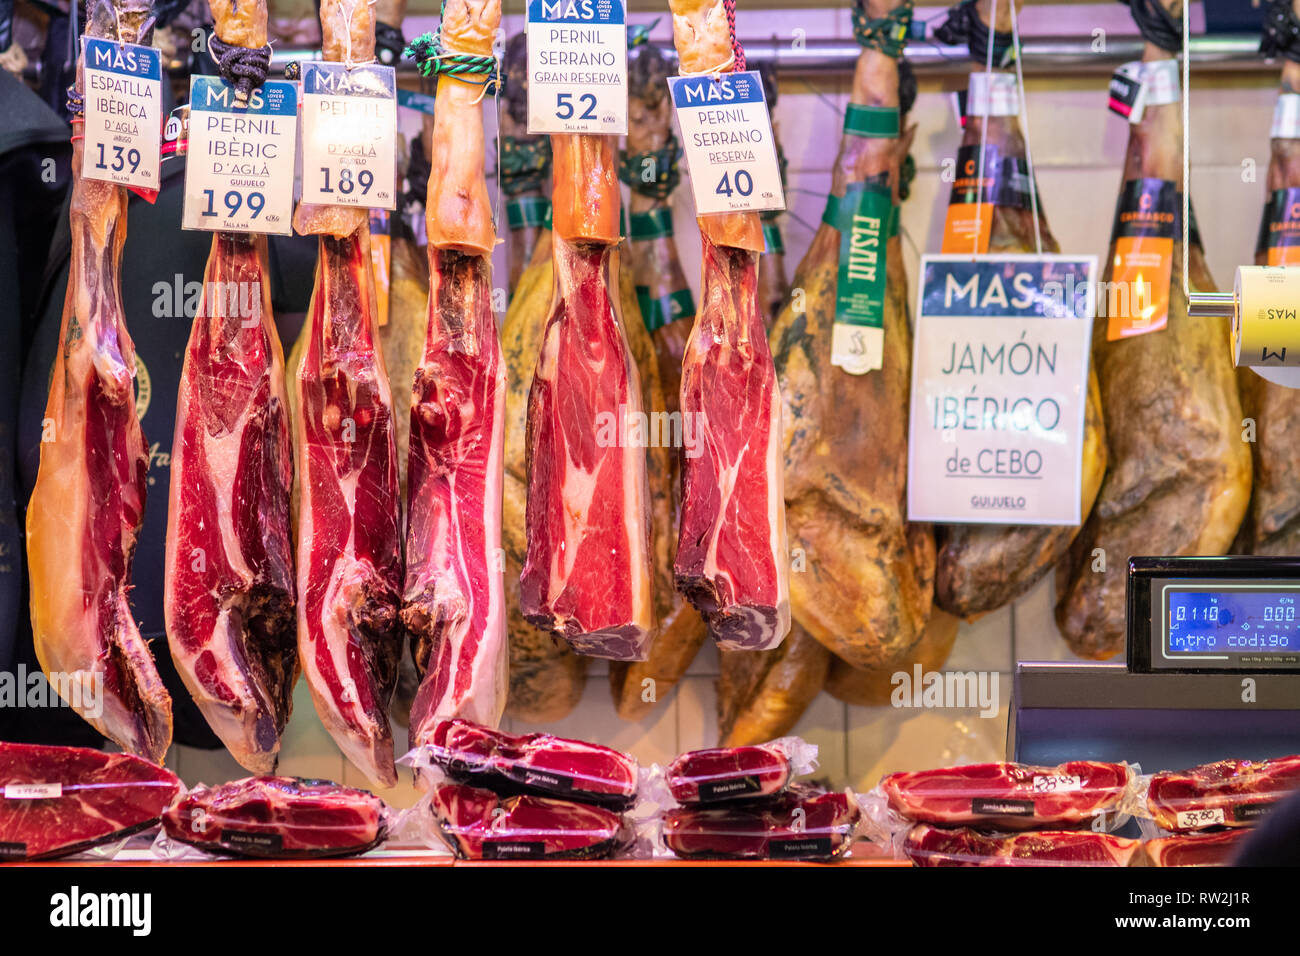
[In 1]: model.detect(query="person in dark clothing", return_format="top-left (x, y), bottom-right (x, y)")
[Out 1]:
top-left (1234, 790), bottom-right (1300, 866)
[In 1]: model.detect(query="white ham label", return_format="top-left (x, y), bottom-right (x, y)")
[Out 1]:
top-left (526, 0), bottom-right (628, 134)
top-left (299, 62), bottom-right (397, 210)
top-left (183, 76), bottom-right (298, 235)
top-left (1176, 807), bottom-right (1226, 830)
top-left (908, 254), bottom-right (1096, 526)
top-left (81, 38), bottom-right (162, 191)
top-left (4, 783), bottom-right (62, 799)
top-left (1032, 774), bottom-right (1082, 793)
top-left (669, 71), bottom-right (786, 216)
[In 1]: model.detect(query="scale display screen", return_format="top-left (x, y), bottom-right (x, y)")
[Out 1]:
top-left (1155, 580), bottom-right (1300, 670)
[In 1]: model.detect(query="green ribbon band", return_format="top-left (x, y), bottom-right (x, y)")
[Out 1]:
top-left (844, 104), bottom-right (900, 139)
top-left (763, 221), bottom-right (785, 256)
top-left (629, 207), bottom-right (674, 240)
top-left (507, 196), bottom-right (551, 231)
top-left (636, 286), bottom-right (696, 332)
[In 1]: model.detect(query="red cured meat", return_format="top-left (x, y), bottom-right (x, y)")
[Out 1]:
top-left (295, 229), bottom-right (404, 788)
top-left (882, 761), bottom-right (1131, 829)
top-left (903, 825), bottom-right (1141, 867)
top-left (163, 776), bottom-right (388, 858)
top-left (662, 786), bottom-right (858, 861)
top-left (520, 237), bottom-right (655, 661)
top-left (1146, 829), bottom-right (1248, 868)
top-left (1147, 754), bottom-right (1300, 832)
top-left (420, 718), bottom-right (638, 809)
top-left (0, 743), bottom-right (180, 861)
top-left (165, 234), bottom-right (296, 773)
top-left (674, 235), bottom-right (790, 651)
top-left (429, 783), bottom-right (627, 860)
top-left (666, 742), bottom-right (794, 804)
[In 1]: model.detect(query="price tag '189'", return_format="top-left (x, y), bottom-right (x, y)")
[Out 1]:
top-left (183, 76), bottom-right (298, 234)
top-left (300, 62), bottom-right (397, 210)
top-left (669, 71), bottom-right (786, 216)
top-left (81, 38), bottom-right (162, 191)
top-left (526, 0), bottom-right (628, 134)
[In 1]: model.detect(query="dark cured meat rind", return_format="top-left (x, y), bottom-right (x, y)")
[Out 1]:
top-left (0, 743), bottom-right (180, 861)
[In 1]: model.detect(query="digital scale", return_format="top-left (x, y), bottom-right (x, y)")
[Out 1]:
top-left (1010, 556), bottom-right (1300, 771)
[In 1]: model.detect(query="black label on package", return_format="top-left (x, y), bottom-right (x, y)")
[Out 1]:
top-left (522, 769), bottom-right (574, 793)
top-left (483, 840), bottom-right (546, 860)
top-left (0, 842), bottom-right (27, 860)
top-left (223, 829), bottom-right (283, 853)
top-left (1110, 177), bottom-right (1177, 242)
top-left (768, 837), bottom-right (833, 860)
top-left (947, 144), bottom-right (1032, 211)
top-left (1230, 802), bottom-right (1275, 823)
top-left (971, 797), bottom-right (1035, 816)
top-left (1257, 187), bottom-right (1300, 259)
top-left (699, 776), bottom-right (762, 802)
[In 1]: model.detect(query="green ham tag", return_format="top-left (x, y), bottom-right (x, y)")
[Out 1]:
top-left (763, 221), bottom-right (785, 255)
top-left (629, 207), bottom-right (675, 240)
top-left (636, 286), bottom-right (696, 332)
top-left (829, 181), bottom-right (892, 374)
top-left (507, 195), bottom-right (551, 230)
top-left (843, 104), bottom-right (900, 139)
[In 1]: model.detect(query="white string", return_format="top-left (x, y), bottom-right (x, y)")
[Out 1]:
top-left (972, 0), bottom-right (997, 259)
top-left (1009, 0), bottom-right (1042, 255)
top-left (1181, 0), bottom-right (1190, 298)
top-left (340, 0), bottom-right (380, 71)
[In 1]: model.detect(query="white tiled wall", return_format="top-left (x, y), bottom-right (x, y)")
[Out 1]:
top-left (172, 5), bottom-right (1278, 804)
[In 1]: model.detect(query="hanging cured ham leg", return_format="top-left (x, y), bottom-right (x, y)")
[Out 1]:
top-left (25, 0), bottom-right (173, 762)
top-left (668, 0), bottom-right (790, 652)
top-left (403, 0), bottom-right (508, 744)
top-left (931, 0), bottom-right (1106, 619)
top-left (1055, 0), bottom-right (1250, 659)
top-left (164, 0), bottom-right (295, 775)
top-left (294, 0), bottom-right (403, 787)
top-left (520, 130), bottom-right (655, 658)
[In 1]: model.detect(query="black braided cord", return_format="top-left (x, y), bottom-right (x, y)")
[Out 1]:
top-left (208, 32), bottom-right (272, 103)
top-left (1262, 0), bottom-right (1300, 63)
top-left (934, 0), bottom-right (1017, 67)
top-left (1121, 0), bottom-right (1182, 54)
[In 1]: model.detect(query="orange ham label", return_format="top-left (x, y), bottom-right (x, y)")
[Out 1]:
top-left (1106, 178), bottom-right (1177, 340)
top-left (940, 144), bottom-right (1031, 255)
top-left (942, 202), bottom-right (994, 256)
top-left (1258, 188), bottom-right (1300, 266)
top-left (369, 209), bottom-right (391, 327)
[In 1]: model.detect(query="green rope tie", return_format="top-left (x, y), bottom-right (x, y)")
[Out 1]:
top-left (498, 135), bottom-right (553, 196)
top-left (852, 0), bottom-right (915, 59)
top-left (619, 134), bottom-right (683, 200)
top-left (405, 31), bottom-right (500, 91)
top-left (628, 19), bottom-right (659, 48)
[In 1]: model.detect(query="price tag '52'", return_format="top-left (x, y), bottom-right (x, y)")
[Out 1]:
top-left (669, 71), bottom-right (785, 216)
top-left (300, 62), bottom-right (397, 210)
top-left (526, 0), bottom-right (628, 134)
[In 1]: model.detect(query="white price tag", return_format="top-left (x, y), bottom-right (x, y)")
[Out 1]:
top-left (526, 0), bottom-right (628, 134)
top-left (183, 76), bottom-right (298, 235)
top-left (81, 37), bottom-right (162, 191)
top-left (669, 71), bottom-right (785, 216)
top-left (300, 62), bottom-right (397, 210)
top-left (907, 254), bottom-right (1096, 526)
top-left (1175, 807), bottom-right (1226, 830)
top-left (5, 783), bottom-right (62, 800)
top-left (1032, 774), bottom-right (1082, 793)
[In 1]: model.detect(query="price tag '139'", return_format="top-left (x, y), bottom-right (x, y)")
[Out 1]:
top-left (526, 0), bottom-right (628, 134)
top-left (183, 77), bottom-right (298, 235)
top-left (669, 71), bottom-right (786, 216)
top-left (300, 62), bottom-right (397, 210)
top-left (81, 38), bottom-right (162, 191)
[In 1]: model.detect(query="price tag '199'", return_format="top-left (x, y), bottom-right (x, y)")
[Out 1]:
top-left (81, 38), bottom-right (162, 191)
top-left (669, 71), bottom-right (786, 216)
top-left (183, 76), bottom-right (298, 235)
top-left (526, 0), bottom-right (628, 134)
top-left (300, 62), bottom-right (397, 210)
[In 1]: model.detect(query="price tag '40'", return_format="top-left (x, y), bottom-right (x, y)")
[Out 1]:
top-left (183, 76), bottom-right (298, 235)
top-left (300, 62), bottom-right (397, 210)
top-left (668, 71), bottom-right (785, 217)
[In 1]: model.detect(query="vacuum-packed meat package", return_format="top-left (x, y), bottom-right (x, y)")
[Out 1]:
top-left (903, 824), bottom-right (1141, 867)
top-left (410, 718), bottom-right (639, 810)
top-left (882, 761), bottom-right (1132, 829)
top-left (0, 743), bottom-right (180, 861)
top-left (665, 737), bottom-right (817, 805)
top-left (661, 786), bottom-right (859, 861)
top-left (429, 783), bottom-right (629, 860)
top-left (1144, 754), bottom-right (1300, 832)
top-left (161, 777), bottom-right (390, 859)
top-left (1146, 829), bottom-right (1248, 868)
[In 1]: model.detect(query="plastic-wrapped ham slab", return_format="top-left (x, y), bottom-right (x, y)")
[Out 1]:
top-left (882, 761), bottom-right (1131, 830)
top-left (662, 786), bottom-right (858, 861)
top-left (1146, 754), bottom-right (1300, 832)
top-left (904, 825), bottom-right (1141, 867)
top-left (1146, 830), bottom-right (1248, 868)
top-left (418, 718), bottom-right (638, 809)
top-left (0, 743), bottom-right (180, 861)
top-left (430, 783), bottom-right (629, 860)
top-left (162, 777), bottom-right (389, 859)
top-left (665, 737), bottom-right (815, 805)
